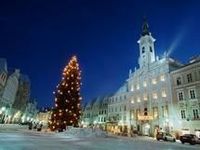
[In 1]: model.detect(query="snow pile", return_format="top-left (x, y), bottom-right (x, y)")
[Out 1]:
top-left (0, 124), bottom-right (27, 132)
top-left (58, 127), bottom-right (108, 138)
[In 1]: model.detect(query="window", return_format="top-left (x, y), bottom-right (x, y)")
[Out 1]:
top-left (176, 77), bottom-right (181, 85)
top-left (178, 92), bottom-right (184, 101)
top-left (187, 73), bottom-right (193, 83)
top-left (193, 109), bottom-right (199, 119)
top-left (137, 97), bottom-right (141, 102)
top-left (124, 105), bottom-right (126, 111)
top-left (164, 106), bottom-right (168, 117)
top-left (160, 75), bottom-right (165, 81)
top-left (162, 90), bottom-right (167, 98)
top-left (189, 89), bottom-right (196, 99)
top-left (130, 85), bottom-right (134, 91)
top-left (144, 108), bottom-right (148, 116)
top-left (152, 78), bottom-right (157, 85)
top-left (153, 107), bottom-right (158, 119)
top-left (131, 110), bottom-right (135, 119)
top-left (143, 94), bottom-right (147, 101)
top-left (124, 116), bottom-right (126, 121)
top-left (136, 109), bottom-right (140, 119)
top-left (131, 99), bottom-right (134, 104)
top-left (1, 74), bottom-right (3, 79)
top-left (136, 84), bottom-right (140, 90)
top-left (143, 81), bottom-right (147, 87)
top-left (150, 46), bottom-right (153, 52)
top-left (181, 110), bottom-right (186, 119)
top-left (153, 93), bottom-right (158, 99)
top-left (116, 107), bottom-right (118, 112)
top-left (142, 47), bottom-right (145, 53)
top-left (162, 106), bottom-right (164, 117)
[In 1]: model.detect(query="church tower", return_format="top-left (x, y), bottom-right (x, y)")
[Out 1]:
top-left (137, 19), bottom-right (156, 68)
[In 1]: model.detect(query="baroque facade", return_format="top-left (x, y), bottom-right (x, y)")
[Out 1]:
top-left (107, 20), bottom-right (182, 136)
top-left (82, 20), bottom-right (200, 138)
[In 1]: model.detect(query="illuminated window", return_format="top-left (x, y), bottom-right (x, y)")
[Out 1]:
top-left (131, 98), bottom-right (134, 104)
top-left (164, 106), bottom-right (168, 117)
top-left (136, 84), bottom-right (140, 90)
top-left (153, 107), bottom-right (158, 119)
top-left (160, 75), bottom-right (165, 81)
top-left (137, 97), bottom-right (141, 102)
top-left (143, 94), bottom-right (147, 101)
top-left (130, 85), bottom-right (134, 91)
top-left (143, 81), bottom-right (147, 87)
top-left (152, 78), bottom-right (157, 85)
top-left (153, 93), bottom-right (158, 99)
top-left (162, 90), bottom-right (167, 98)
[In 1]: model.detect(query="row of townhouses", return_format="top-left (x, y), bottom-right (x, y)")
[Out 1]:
top-left (82, 20), bottom-right (200, 138)
top-left (0, 59), bottom-right (38, 124)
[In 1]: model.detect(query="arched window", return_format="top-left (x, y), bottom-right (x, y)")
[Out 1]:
top-left (150, 46), bottom-right (153, 52)
top-left (142, 47), bottom-right (145, 53)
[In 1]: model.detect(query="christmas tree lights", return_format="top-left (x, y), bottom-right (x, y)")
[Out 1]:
top-left (49, 56), bottom-right (82, 131)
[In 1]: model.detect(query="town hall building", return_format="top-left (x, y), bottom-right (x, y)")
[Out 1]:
top-left (82, 20), bottom-right (200, 138)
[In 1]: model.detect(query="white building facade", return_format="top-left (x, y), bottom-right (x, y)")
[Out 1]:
top-left (82, 96), bottom-right (110, 129)
top-left (171, 58), bottom-right (200, 137)
top-left (82, 20), bottom-right (200, 138)
top-left (1, 69), bottom-right (20, 123)
top-left (107, 20), bottom-right (182, 136)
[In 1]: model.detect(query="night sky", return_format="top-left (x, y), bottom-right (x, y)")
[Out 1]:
top-left (0, 0), bottom-right (200, 108)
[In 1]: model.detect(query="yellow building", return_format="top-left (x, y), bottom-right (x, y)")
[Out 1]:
top-left (36, 108), bottom-right (52, 127)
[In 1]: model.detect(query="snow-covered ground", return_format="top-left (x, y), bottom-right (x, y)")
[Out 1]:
top-left (56, 127), bottom-right (108, 138)
top-left (0, 125), bottom-right (200, 150)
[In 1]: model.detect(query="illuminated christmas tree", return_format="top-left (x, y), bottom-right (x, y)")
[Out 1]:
top-left (49, 56), bottom-right (82, 131)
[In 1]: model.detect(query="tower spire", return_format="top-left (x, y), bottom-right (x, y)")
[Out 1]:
top-left (141, 17), bottom-right (150, 36)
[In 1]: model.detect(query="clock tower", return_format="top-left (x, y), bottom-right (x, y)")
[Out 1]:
top-left (137, 19), bottom-right (156, 68)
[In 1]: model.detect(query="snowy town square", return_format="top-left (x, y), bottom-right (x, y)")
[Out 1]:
top-left (0, 125), bottom-right (199, 150)
top-left (1, 0), bottom-right (200, 149)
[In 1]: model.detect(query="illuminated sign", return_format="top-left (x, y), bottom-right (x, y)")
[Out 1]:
top-left (138, 115), bottom-right (153, 120)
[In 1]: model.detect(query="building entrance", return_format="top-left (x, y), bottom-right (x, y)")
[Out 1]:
top-left (142, 123), bottom-right (150, 136)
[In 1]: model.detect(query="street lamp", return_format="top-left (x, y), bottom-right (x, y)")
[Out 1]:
top-left (1, 107), bottom-right (6, 112)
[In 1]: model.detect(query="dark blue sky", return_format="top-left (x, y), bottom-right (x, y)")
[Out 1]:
top-left (0, 0), bottom-right (200, 107)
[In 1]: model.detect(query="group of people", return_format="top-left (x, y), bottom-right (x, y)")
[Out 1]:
top-left (28, 122), bottom-right (43, 131)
